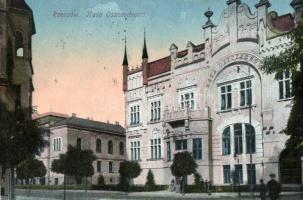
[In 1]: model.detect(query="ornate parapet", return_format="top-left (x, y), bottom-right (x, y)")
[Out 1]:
top-left (163, 107), bottom-right (210, 122)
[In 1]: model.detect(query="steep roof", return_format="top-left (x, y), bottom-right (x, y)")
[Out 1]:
top-left (148, 56), bottom-right (171, 77)
top-left (268, 12), bottom-right (295, 34)
top-left (52, 117), bottom-right (125, 135)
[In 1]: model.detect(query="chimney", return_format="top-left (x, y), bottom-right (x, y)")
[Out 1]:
top-left (72, 113), bottom-right (76, 117)
top-left (115, 121), bottom-right (119, 125)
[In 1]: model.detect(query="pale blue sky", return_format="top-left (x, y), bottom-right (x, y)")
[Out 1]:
top-left (25, 0), bottom-right (294, 123)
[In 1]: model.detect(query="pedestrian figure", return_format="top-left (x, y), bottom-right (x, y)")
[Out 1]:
top-left (170, 179), bottom-right (176, 192)
top-left (267, 174), bottom-right (281, 200)
top-left (260, 179), bottom-right (267, 200)
top-left (180, 176), bottom-right (185, 195)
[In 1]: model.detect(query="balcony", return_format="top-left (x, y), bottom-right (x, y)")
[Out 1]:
top-left (163, 107), bottom-right (210, 122)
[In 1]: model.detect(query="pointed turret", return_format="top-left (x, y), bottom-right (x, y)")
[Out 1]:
top-left (122, 39), bottom-right (128, 66)
top-left (142, 30), bottom-right (149, 85)
top-left (142, 30), bottom-right (148, 59)
top-left (122, 38), bottom-right (129, 92)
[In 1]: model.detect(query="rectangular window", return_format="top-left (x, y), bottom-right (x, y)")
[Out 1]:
top-left (234, 164), bottom-right (243, 184)
top-left (175, 139), bottom-right (187, 150)
top-left (109, 162), bottom-right (113, 173)
top-left (97, 161), bottom-right (102, 173)
top-left (278, 70), bottom-right (293, 100)
top-left (180, 92), bottom-right (195, 110)
top-left (150, 138), bottom-right (161, 159)
top-left (245, 124), bottom-right (256, 154)
top-left (131, 142), bottom-right (134, 160)
top-left (193, 138), bottom-right (202, 160)
top-left (131, 141), bottom-right (140, 161)
top-left (130, 105), bottom-right (140, 125)
top-left (223, 165), bottom-right (231, 184)
top-left (221, 85), bottom-right (232, 110)
top-left (247, 164), bottom-right (256, 185)
top-left (150, 101), bottom-right (161, 121)
top-left (234, 124), bottom-right (243, 154)
top-left (137, 141), bottom-right (140, 160)
top-left (53, 138), bottom-right (62, 152)
top-left (222, 127), bottom-right (231, 155)
top-left (167, 141), bottom-right (171, 161)
top-left (240, 80), bottom-right (252, 106)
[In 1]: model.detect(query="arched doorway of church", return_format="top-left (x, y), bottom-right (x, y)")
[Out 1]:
top-left (279, 148), bottom-right (302, 184)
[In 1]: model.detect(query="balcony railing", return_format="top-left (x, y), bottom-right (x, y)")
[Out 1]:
top-left (163, 107), bottom-right (210, 122)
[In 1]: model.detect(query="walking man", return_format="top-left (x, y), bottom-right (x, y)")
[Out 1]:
top-left (260, 179), bottom-right (267, 200)
top-left (267, 174), bottom-right (281, 200)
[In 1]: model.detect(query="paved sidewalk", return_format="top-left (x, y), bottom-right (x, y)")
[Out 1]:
top-left (16, 189), bottom-right (303, 200)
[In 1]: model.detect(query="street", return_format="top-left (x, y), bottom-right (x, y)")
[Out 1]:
top-left (15, 189), bottom-right (303, 200)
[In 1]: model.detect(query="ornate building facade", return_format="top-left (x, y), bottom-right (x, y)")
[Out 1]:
top-left (123, 0), bottom-right (303, 186)
top-left (0, 0), bottom-right (35, 199)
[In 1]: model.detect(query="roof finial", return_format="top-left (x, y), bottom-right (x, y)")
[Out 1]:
top-left (142, 28), bottom-right (148, 59)
top-left (122, 36), bottom-right (128, 66)
top-left (203, 8), bottom-right (214, 29)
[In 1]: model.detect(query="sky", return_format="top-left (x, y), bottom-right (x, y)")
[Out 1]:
top-left (25, 0), bottom-right (294, 126)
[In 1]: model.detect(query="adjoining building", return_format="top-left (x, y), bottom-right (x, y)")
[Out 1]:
top-left (34, 113), bottom-right (126, 185)
top-left (0, 0), bottom-right (36, 199)
top-left (122, 0), bottom-right (303, 186)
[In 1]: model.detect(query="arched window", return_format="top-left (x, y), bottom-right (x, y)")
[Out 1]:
top-left (108, 140), bottom-right (113, 154)
top-left (234, 123), bottom-right (243, 154)
top-left (119, 142), bottom-right (124, 155)
top-left (96, 139), bottom-right (101, 153)
top-left (222, 127), bottom-right (231, 155)
top-left (245, 124), bottom-right (255, 153)
top-left (15, 31), bottom-right (24, 57)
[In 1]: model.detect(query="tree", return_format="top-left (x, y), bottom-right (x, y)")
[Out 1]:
top-left (119, 161), bottom-right (141, 192)
top-left (260, 20), bottom-right (303, 154)
top-left (16, 156), bottom-right (46, 196)
top-left (0, 103), bottom-right (45, 169)
top-left (170, 151), bottom-right (197, 178)
top-left (0, 103), bottom-right (45, 199)
top-left (170, 151), bottom-right (197, 193)
top-left (145, 169), bottom-right (156, 191)
top-left (51, 145), bottom-right (97, 184)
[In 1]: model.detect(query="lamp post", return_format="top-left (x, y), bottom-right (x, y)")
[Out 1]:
top-left (233, 153), bottom-right (241, 197)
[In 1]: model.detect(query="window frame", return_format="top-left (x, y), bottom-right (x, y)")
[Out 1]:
top-left (193, 138), bottom-right (202, 160)
top-left (223, 165), bottom-right (231, 184)
top-left (222, 127), bottom-right (231, 155)
top-left (108, 140), bottom-right (113, 154)
top-left (240, 80), bottom-right (252, 107)
top-left (97, 161), bottom-right (102, 173)
top-left (53, 137), bottom-right (62, 152)
top-left (220, 85), bottom-right (232, 111)
top-left (109, 161), bottom-right (113, 174)
top-left (175, 139), bottom-right (187, 150)
top-left (278, 69), bottom-right (293, 100)
top-left (96, 139), bottom-right (102, 153)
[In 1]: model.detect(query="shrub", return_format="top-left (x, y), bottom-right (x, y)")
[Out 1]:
top-left (145, 169), bottom-right (156, 191)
